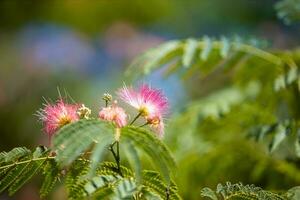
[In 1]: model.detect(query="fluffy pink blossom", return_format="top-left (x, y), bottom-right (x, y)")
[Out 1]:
top-left (117, 84), bottom-right (168, 137)
top-left (99, 102), bottom-right (127, 128)
top-left (38, 99), bottom-right (80, 143)
top-left (117, 84), bottom-right (168, 118)
top-left (147, 115), bottom-right (165, 138)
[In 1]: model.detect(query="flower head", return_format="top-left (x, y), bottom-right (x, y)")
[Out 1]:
top-left (117, 84), bottom-right (168, 137)
top-left (147, 115), bottom-right (165, 138)
top-left (117, 84), bottom-right (168, 118)
top-left (99, 101), bottom-right (127, 128)
top-left (77, 104), bottom-right (91, 119)
top-left (37, 99), bottom-right (80, 139)
top-left (102, 93), bottom-right (112, 102)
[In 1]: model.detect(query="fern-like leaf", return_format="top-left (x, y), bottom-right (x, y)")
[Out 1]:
top-left (0, 147), bottom-right (31, 165)
top-left (68, 160), bottom-right (181, 200)
top-left (54, 119), bottom-right (113, 165)
top-left (40, 159), bottom-right (61, 198)
top-left (126, 37), bottom-right (282, 80)
top-left (201, 182), bottom-right (285, 200)
top-left (248, 120), bottom-right (295, 154)
top-left (65, 159), bottom-right (91, 199)
top-left (121, 126), bottom-right (177, 182)
top-left (0, 146), bottom-right (52, 196)
top-left (54, 119), bottom-right (176, 183)
top-left (142, 170), bottom-right (182, 200)
top-left (275, 0), bottom-right (300, 25)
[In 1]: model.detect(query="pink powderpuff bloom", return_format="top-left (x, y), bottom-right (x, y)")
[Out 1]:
top-left (147, 115), bottom-right (165, 138)
top-left (117, 84), bottom-right (168, 118)
top-left (99, 102), bottom-right (127, 128)
top-left (117, 84), bottom-right (168, 137)
top-left (38, 99), bottom-right (80, 142)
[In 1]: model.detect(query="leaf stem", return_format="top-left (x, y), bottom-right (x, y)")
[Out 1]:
top-left (116, 141), bottom-right (121, 171)
top-left (0, 156), bottom-right (55, 170)
top-left (130, 112), bottom-right (142, 125)
top-left (139, 122), bottom-right (149, 127)
top-left (166, 187), bottom-right (170, 200)
top-left (109, 141), bottom-right (123, 176)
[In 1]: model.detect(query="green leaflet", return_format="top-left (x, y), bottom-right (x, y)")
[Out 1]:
top-left (201, 182), bottom-right (286, 200)
top-left (248, 120), bottom-right (296, 155)
top-left (0, 146), bottom-right (51, 196)
top-left (142, 170), bottom-right (182, 200)
top-left (54, 119), bottom-right (114, 167)
top-left (0, 147), bottom-right (31, 165)
top-left (111, 178), bottom-right (137, 200)
top-left (40, 159), bottom-right (60, 198)
top-left (186, 82), bottom-right (260, 119)
top-left (200, 36), bottom-right (213, 60)
top-left (123, 141), bottom-right (142, 182)
top-left (53, 119), bottom-right (176, 183)
top-left (97, 162), bottom-right (134, 178)
top-left (121, 126), bottom-right (176, 183)
top-left (182, 38), bottom-right (198, 68)
top-left (126, 40), bottom-right (181, 78)
top-left (285, 186), bottom-right (300, 199)
top-left (66, 160), bottom-right (181, 200)
top-left (0, 160), bottom-right (31, 193)
top-left (127, 37), bottom-right (282, 81)
top-left (275, 0), bottom-right (300, 25)
top-left (201, 188), bottom-right (218, 200)
top-left (220, 36), bottom-right (230, 58)
top-left (88, 134), bottom-right (113, 178)
top-left (269, 124), bottom-right (288, 153)
top-left (65, 159), bottom-right (91, 200)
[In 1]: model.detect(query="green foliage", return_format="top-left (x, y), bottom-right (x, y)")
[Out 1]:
top-left (275, 0), bottom-right (300, 25)
top-left (54, 119), bottom-right (176, 183)
top-left (65, 160), bottom-right (180, 200)
top-left (54, 119), bottom-right (114, 167)
top-left (0, 118), bottom-right (179, 199)
top-left (201, 182), bottom-right (285, 200)
top-left (285, 186), bottom-right (300, 199)
top-left (141, 170), bottom-right (181, 200)
top-left (65, 159), bottom-right (91, 200)
top-left (65, 160), bottom-right (137, 199)
top-left (274, 53), bottom-right (300, 91)
top-left (248, 120), bottom-right (300, 157)
top-left (121, 126), bottom-right (176, 182)
top-left (40, 158), bottom-right (61, 198)
top-left (0, 147), bottom-right (31, 164)
top-left (127, 37), bottom-right (300, 199)
top-left (126, 37), bottom-right (281, 81)
top-left (0, 146), bottom-right (54, 196)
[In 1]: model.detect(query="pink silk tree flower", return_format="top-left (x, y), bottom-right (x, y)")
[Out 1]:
top-left (117, 84), bottom-right (168, 138)
top-left (99, 102), bottom-right (127, 128)
top-left (146, 115), bottom-right (165, 138)
top-left (117, 84), bottom-right (169, 118)
top-left (37, 99), bottom-right (80, 144)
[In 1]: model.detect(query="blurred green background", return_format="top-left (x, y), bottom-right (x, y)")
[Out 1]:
top-left (0, 0), bottom-right (300, 199)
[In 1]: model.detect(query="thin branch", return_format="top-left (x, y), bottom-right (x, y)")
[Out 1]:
top-left (166, 187), bottom-right (170, 200)
top-left (109, 142), bottom-right (123, 176)
top-left (130, 112), bottom-right (142, 125)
